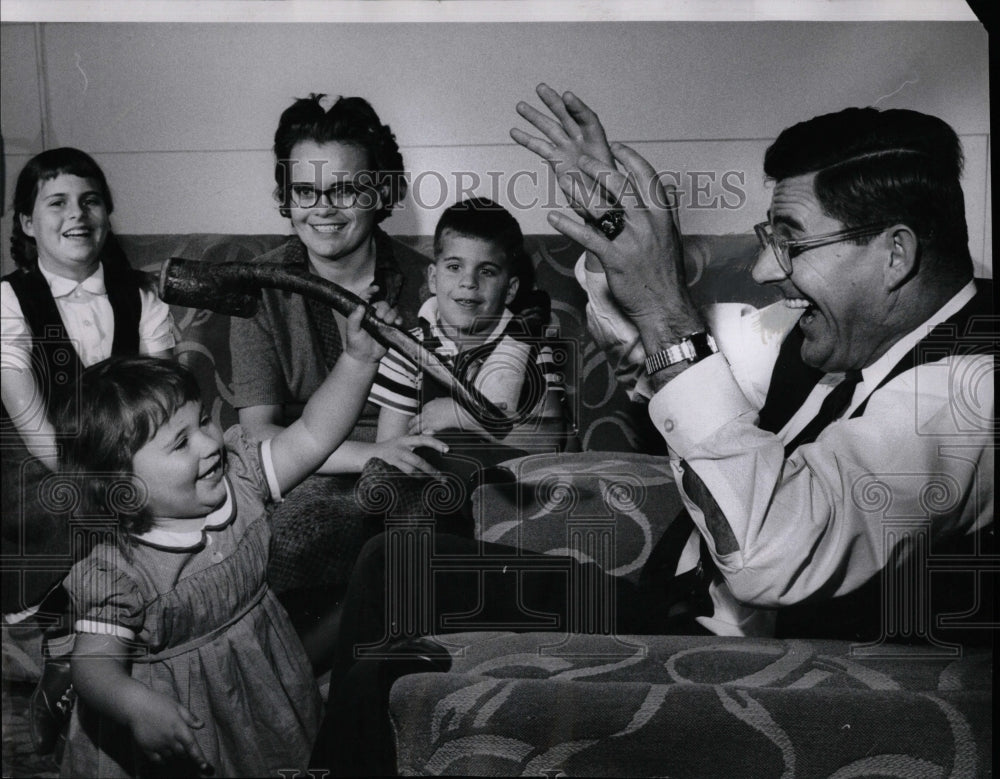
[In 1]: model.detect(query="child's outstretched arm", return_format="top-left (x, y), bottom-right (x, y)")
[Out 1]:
top-left (269, 302), bottom-right (398, 494)
top-left (71, 633), bottom-right (212, 773)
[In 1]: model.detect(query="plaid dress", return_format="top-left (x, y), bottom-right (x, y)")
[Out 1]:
top-left (60, 428), bottom-right (321, 778)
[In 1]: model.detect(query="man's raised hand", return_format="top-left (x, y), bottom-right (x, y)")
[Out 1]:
top-left (511, 84), bottom-right (618, 226)
top-left (547, 141), bottom-right (704, 345)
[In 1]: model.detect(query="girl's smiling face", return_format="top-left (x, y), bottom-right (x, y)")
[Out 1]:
top-left (131, 401), bottom-right (226, 520)
top-left (20, 174), bottom-right (110, 281)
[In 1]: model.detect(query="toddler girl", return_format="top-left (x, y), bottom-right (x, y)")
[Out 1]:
top-left (54, 301), bottom-right (395, 777)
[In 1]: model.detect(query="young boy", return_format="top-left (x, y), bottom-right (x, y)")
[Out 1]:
top-left (370, 198), bottom-right (567, 469)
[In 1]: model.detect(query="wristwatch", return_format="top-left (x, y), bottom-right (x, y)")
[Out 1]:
top-left (644, 332), bottom-right (718, 376)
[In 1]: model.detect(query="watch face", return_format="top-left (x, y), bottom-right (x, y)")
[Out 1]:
top-left (689, 331), bottom-right (709, 357)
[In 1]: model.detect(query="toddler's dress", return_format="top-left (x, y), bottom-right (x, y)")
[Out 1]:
top-left (60, 427), bottom-right (322, 777)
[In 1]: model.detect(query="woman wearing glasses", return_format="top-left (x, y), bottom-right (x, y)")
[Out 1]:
top-left (229, 94), bottom-right (444, 665)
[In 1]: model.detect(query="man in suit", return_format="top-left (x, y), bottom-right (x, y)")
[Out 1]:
top-left (311, 88), bottom-right (994, 775)
top-left (512, 84), bottom-right (994, 642)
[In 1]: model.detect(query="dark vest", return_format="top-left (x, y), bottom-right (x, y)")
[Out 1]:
top-left (641, 280), bottom-right (995, 643)
top-left (1, 248), bottom-right (143, 430)
top-left (773, 280), bottom-right (995, 643)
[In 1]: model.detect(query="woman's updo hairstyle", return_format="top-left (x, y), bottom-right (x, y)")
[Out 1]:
top-left (273, 93), bottom-right (406, 224)
top-left (11, 147), bottom-right (116, 271)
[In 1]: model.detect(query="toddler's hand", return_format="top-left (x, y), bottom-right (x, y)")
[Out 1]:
top-left (128, 690), bottom-right (212, 774)
top-left (345, 300), bottom-right (401, 363)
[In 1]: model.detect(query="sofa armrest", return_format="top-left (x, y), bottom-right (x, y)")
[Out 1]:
top-left (390, 631), bottom-right (993, 777)
top-left (471, 452), bottom-right (686, 586)
top-left (392, 671), bottom-right (991, 777)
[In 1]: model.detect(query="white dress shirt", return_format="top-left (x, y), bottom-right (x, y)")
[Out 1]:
top-left (576, 256), bottom-right (993, 637)
top-left (1, 262), bottom-right (175, 370)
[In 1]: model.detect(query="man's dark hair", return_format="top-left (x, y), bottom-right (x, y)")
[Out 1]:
top-left (764, 107), bottom-right (973, 284)
top-left (273, 93), bottom-right (406, 222)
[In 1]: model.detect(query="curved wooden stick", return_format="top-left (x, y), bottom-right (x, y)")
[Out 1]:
top-left (158, 257), bottom-right (513, 433)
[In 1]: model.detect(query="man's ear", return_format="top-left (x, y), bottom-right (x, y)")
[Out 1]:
top-left (19, 213), bottom-right (35, 239)
top-left (885, 225), bottom-right (918, 291)
top-left (504, 275), bottom-right (520, 306)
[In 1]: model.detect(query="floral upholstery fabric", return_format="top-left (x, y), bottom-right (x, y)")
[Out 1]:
top-left (471, 452), bottom-right (685, 586)
top-left (119, 231), bottom-right (777, 452)
top-left (390, 631), bottom-right (993, 777)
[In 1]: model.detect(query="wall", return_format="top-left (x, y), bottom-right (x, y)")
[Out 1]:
top-left (0, 21), bottom-right (991, 277)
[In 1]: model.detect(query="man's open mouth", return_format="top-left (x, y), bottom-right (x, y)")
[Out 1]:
top-left (784, 295), bottom-right (818, 324)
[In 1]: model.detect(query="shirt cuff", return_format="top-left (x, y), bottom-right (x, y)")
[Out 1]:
top-left (574, 253), bottom-right (617, 312)
top-left (140, 333), bottom-right (177, 355)
top-left (574, 254), bottom-right (654, 402)
top-left (138, 288), bottom-right (177, 352)
top-left (259, 438), bottom-right (283, 503)
top-left (73, 619), bottom-right (136, 641)
top-left (647, 353), bottom-right (754, 454)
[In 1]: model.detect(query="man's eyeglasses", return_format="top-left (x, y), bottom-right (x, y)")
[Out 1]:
top-left (753, 221), bottom-right (891, 276)
top-left (287, 181), bottom-right (377, 210)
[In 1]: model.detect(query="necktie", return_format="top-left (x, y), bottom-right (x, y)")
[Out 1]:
top-left (783, 369), bottom-right (863, 456)
top-left (758, 326), bottom-right (823, 435)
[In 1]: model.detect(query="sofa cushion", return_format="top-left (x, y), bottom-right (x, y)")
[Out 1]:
top-left (390, 632), bottom-right (992, 777)
top-left (117, 232), bottom-right (774, 449)
top-left (472, 452), bottom-right (685, 587)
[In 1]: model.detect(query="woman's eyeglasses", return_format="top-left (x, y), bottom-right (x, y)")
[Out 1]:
top-left (287, 181), bottom-right (377, 210)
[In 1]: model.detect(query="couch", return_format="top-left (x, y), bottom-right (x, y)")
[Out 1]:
top-left (2, 232), bottom-right (991, 777)
top-left (115, 230), bottom-right (780, 454)
top-left (390, 632), bottom-right (993, 777)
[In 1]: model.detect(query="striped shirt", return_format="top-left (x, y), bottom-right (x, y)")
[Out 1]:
top-left (371, 298), bottom-right (563, 424)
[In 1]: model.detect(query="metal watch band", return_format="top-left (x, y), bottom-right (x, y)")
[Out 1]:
top-left (644, 332), bottom-right (718, 375)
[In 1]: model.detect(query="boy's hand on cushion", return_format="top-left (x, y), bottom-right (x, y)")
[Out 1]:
top-left (407, 398), bottom-right (481, 436)
top-left (369, 434), bottom-right (449, 478)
